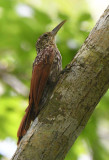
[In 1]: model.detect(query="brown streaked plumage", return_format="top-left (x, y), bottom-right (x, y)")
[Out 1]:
top-left (17, 20), bottom-right (66, 145)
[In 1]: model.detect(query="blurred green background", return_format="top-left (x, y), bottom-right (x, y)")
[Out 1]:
top-left (0, 0), bottom-right (109, 160)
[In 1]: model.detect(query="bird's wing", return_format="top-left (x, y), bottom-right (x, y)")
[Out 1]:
top-left (17, 48), bottom-right (55, 144)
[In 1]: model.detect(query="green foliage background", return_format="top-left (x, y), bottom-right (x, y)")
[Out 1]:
top-left (0, 0), bottom-right (109, 159)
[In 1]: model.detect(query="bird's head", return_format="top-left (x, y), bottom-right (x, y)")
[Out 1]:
top-left (36, 20), bottom-right (66, 51)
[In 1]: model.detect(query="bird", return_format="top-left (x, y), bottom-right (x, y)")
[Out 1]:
top-left (17, 20), bottom-right (66, 145)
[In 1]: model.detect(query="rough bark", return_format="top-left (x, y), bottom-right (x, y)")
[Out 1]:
top-left (12, 6), bottom-right (109, 160)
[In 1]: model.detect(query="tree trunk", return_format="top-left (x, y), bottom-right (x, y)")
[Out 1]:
top-left (12, 6), bottom-right (109, 160)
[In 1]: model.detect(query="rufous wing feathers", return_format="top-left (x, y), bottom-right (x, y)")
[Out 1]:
top-left (17, 49), bottom-right (55, 144)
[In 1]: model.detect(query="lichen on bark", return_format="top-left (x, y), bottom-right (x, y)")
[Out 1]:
top-left (12, 6), bottom-right (109, 160)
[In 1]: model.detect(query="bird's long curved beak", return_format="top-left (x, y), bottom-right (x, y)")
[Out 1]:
top-left (51, 20), bottom-right (66, 36)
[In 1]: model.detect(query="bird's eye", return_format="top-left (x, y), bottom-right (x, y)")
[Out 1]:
top-left (44, 34), bottom-right (48, 37)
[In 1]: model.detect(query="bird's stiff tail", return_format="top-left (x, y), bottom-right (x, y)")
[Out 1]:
top-left (17, 105), bottom-right (32, 145)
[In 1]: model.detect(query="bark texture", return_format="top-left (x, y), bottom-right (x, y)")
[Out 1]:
top-left (12, 6), bottom-right (109, 160)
